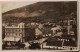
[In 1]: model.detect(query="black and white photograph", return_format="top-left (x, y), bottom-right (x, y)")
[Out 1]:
top-left (1, 1), bottom-right (79, 50)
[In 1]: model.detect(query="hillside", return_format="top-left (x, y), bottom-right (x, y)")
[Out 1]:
top-left (2, 2), bottom-right (77, 24)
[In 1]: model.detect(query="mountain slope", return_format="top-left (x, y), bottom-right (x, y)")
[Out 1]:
top-left (2, 2), bottom-right (77, 23)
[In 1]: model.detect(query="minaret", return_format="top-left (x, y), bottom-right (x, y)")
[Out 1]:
top-left (67, 18), bottom-right (73, 35)
top-left (67, 18), bottom-right (70, 35)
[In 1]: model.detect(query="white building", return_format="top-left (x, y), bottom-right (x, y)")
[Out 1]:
top-left (4, 22), bottom-right (25, 43)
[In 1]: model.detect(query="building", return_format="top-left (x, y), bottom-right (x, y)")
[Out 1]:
top-left (42, 36), bottom-right (77, 50)
top-left (25, 28), bottom-right (35, 41)
top-left (3, 22), bottom-right (35, 45)
top-left (51, 25), bottom-right (62, 36)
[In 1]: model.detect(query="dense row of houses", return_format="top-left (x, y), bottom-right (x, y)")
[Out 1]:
top-left (2, 22), bottom-right (62, 42)
top-left (2, 21), bottom-right (77, 50)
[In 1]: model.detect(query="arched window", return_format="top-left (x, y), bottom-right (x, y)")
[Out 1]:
top-left (19, 26), bottom-right (20, 28)
top-left (19, 29), bottom-right (20, 32)
top-left (22, 25), bottom-right (23, 28)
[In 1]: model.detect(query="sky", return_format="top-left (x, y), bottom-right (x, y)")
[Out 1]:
top-left (2, 2), bottom-right (38, 13)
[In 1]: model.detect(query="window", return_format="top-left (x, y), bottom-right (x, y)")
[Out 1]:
top-left (16, 29), bottom-right (17, 31)
top-left (22, 29), bottom-right (23, 32)
top-left (14, 33), bottom-right (17, 36)
top-left (19, 34), bottom-right (20, 36)
top-left (10, 33), bottom-right (12, 36)
top-left (19, 26), bottom-right (20, 28)
top-left (22, 25), bottom-right (23, 28)
top-left (16, 33), bottom-right (17, 36)
top-left (7, 33), bottom-right (9, 36)
top-left (19, 29), bottom-right (20, 32)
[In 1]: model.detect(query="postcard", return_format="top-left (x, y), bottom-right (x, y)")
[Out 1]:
top-left (0, 0), bottom-right (79, 52)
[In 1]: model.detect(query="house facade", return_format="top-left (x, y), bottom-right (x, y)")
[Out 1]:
top-left (3, 22), bottom-right (35, 45)
top-left (4, 22), bottom-right (25, 43)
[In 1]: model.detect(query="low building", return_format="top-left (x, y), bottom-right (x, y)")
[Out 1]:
top-left (42, 36), bottom-right (77, 50)
top-left (51, 25), bottom-right (62, 36)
